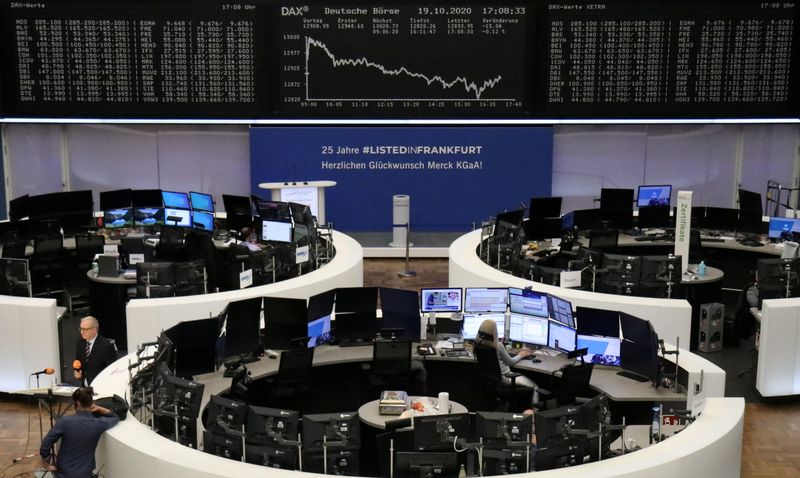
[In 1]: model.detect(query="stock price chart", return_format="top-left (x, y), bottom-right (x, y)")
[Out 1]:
top-left (277, 2), bottom-right (531, 117)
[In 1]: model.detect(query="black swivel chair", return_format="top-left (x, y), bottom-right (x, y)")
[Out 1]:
top-left (367, 339), bottom-right (413, 392)
top-left (689, 229), bottom-right (705, 265)
top-left (2, 241), bottom-right (28, 259)
top-left (31, 235), bottom-right (65, 296)
top-left (473, 339), bottom-right (534, 411)
top-left (543, 363), bottom-right (595, 409)
top-left (266, 348), bottom-right (315, 406)
top-left (62, 234), bottom-right (104, 313)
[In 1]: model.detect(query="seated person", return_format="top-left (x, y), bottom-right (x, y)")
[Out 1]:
top-left (475, 319), bottom-right (541, 406)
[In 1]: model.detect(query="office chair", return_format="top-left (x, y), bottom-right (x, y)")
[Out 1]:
top-left (543, 363), bottom-right (594, 409)
top-left (266, 348), bottom-right (315, 406)
top-left (31, 235), bottom-right (65, 296)
top-left (472, 342), bottom-right (534, 411)
top-left (689, 229), bottom-right (704, 264)
top-left (63, 233), bottom-right (106, 311)
top-left (588, 229), bottom-right (619, 253)
top-left (157, 226), bottom-right (187, 262)
top-left (1, 240), bottom-right (28, 259)
top-left (367, 339), bottom-right (413, 391)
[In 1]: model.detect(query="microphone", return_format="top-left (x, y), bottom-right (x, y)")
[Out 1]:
top-left (31, 368), bottom-right (55, 376)
top-left (73, 360), bottom-right (82, 371)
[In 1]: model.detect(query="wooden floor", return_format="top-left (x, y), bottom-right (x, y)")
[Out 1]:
top-left (0, 258), bottom-right (797, 477)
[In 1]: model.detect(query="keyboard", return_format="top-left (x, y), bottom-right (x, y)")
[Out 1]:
top-left (701, 237), bottom-right (725, 243)
top-left (445, 350), bottom-right (472, 358)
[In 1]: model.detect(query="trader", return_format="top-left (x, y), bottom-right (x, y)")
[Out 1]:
top-left (475, 319), bottom-right (541, 406)
top-left (74, 316), bottom-right (118, 385)
top-left (40, 387), bottom-right (119, 478)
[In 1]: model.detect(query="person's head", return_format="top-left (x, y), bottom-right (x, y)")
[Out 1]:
top-left (80, 316), bottom-right (99, 342)
top-left (475, 319), bottom-right (499, 349)
top-left (72, 387), bottom-right (94, 410)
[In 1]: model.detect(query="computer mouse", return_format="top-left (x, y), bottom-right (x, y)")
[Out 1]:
top-left (530, 358), bottom-right (542, 363)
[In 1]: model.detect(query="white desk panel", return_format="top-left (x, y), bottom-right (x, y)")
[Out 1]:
top-left (0, 296), bottom-right (60, 392)
top-left (757, 298), bottom-right (800, 397)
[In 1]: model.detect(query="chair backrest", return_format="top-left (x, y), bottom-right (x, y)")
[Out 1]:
top-left (76, 234), bottom-right (105, 261)
top-left (1, 241), bottom-right (28, 259)
top-left (473, 344), bottom-right (502, 388)
top-left (689, 229), bottom-right (704, 263)
top-left (589, 229), bottom-right (619, 252)
top-left (277, 348), bottom-right (315, 387)
top-left (555, 363), bottom-right (594, 404)
top-left (33, 236), bottom-right (63, 259)
top-left (372, 340), bottom-right (411, 374)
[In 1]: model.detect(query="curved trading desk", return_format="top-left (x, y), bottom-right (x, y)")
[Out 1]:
top-left (90, 343), bottom-right (739, 478)
top-left (125, 230), bottom-right (363, 352)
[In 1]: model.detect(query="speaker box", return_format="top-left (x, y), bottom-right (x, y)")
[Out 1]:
top-left (698, 303), bottom-right (724, 352)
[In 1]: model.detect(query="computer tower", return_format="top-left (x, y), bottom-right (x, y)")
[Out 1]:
top-left (698, 303), bottom-right (724, 352)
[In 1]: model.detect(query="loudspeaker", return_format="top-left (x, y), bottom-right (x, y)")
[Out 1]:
top-left (698, 303), bottom-right (724, 352)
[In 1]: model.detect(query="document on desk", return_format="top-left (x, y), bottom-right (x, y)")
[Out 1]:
top-left (435, 340), bottom-right (454, 350)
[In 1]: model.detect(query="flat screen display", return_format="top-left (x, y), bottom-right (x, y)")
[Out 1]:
top-left (547, 294), bottom-right (574, 327)
top-left (307, 315), bottom-right (332, 348)
top-left (576, 335), bottom-right (621, 367)
top-left (261, 220), bottom-right (293, 242)
top-left (637, 185), bottom-right (672, 207)
top-left (162, 191), bottom-right (191, 209)
top-left (768, 217), bottom-right (800, 239)
top-left (548, 321), bottom-right (576, 353)
top-left (508, 288), bottom-right (549, 318)
top-left (420, 288), bottom-right (462, 313)
top-left (134, 207), bottom-right (165, 227)
top-left (192, 211), bottom-right (215, 231)
top-left (464, 288), bottom-right (508, 313)
top-left (508, 313), bottom-right (548, 346)
top-left (462, 313), bottom-right (504, 341)
top-left (190, 192), bottom-right (214, 212)
top-left (164, 208), bottom-right (192, 228)
top-left (104, 208), bottom-right (133, 228)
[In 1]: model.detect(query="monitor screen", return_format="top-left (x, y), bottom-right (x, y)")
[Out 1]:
top-left (379, 287), bottom-right (421, 340)
top-left (246, 405), bottom-right (300, 446)
top-left (302, 412), bottom-right (360, 452)
top-left (420, 288), bottom-right (462, 313)
top-left (222, 194), bottom-right (252, 216)
top-left (508, 313), bottom-right (548, 346)
top-left (600, 188), bottom-right (634, 210)
top-left (738, 188), bottom-right (763, 213)
top-left (164, 318), bottom-right (218, 379)
top-left (529, 197), bottom-right (562, 219)
top-left (637, 206), bottom-right (672, 229)
top-left (263, 297), bottom-right (308, 349)
top-left (575, 306), bottom-right (619, 338)
top-left (162, 191), bottom-right (190, 209)
top-left (548, 321), bottom-right (577, 353)
top-left (334, 312), bottom-right (377, 343)
top-left (619, 312), bottom-right (652, 344)
top-left (307, 314), bottom-right (332, 348)
top-left (261, 220), bottom-right (293, 243)
top-left (576, 335), bottom-right (621, 366)
top-left (768, 217), bottom-right (800, 240)
top-left (412, 413), bottom-right (473, 451)
top-left (464, 287), bottom-right (508, 313)
top-left (462, 313), bottom-right (504, 341)
top-left (134, 207), bottom-right (165, 227)
top-left (620, 338), bottom-right (660, 383)
top-left (131, 189), bottom-right (163, 208)
top-left (547, 294), bottom-right (575, 327)
top-left (100, 189), bottom-right (132, 210)
top-left (103, 208), bottom-right (133, 228)
top-left (164, 208), bottom-right (192, 227)
top-left (637, 185), bottom-right (672, 207)
top-left (704, 207), bottom-right (739, 231)
top-left (192, 211), bottom-right (215, 231)
top-left (508, 288), bottom-right (549, 318)
top-left (190, 191), bottom-right (214, 212)
top-left (223, 297), bottom-right (263, 358)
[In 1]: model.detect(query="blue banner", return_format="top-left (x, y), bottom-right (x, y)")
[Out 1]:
top-left (250, 127), bottom-right (553, 231)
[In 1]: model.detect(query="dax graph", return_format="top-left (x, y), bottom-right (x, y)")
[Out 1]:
top-left (278, 3), bottom-right (530, 117)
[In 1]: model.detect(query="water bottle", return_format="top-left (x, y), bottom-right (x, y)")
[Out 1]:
top-left (697, 261), bottom-right (706, 277)
top-left (650, 405), bottom-right (661, 444)
top-left (458, 464), bottom-right (467, 478)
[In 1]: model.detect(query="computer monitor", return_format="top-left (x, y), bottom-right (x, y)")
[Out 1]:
top-left (600, 188), bottom-right (634, 210)
top-left (255, 200), bottom-right (291, 221)
top-left (547, 294), bottom-right (575, 328)
top-left (548, 321), bottom-right (577, 353)
top-left (307, 314), bottom-right (332, 348)
top-left (640, 255), bottom-right (682, 288)
top-left (576, 334), bottom-right (621, 366)
top-left (162, 191), bottom-right (191, 209)
top-left (575, 306), bottom-right (619, 338)
top-left (222, 194), bottom-right (252, 216)
top-left (336, 287), bottom-right (379, 314)
top-left (261, 220), bottom-right (293, 243)
top-left (0, 258), bottom-right (32, 297)
top-left (619, 312), bottom-right (652, 344)
top-left (192, 211), bottom-right (214, 232)
top-left (100, 189), bottom-right (132, 210)
top-left (637, 206), bottom-right (672, 229)
top-left (302, 412), bottom-right (360, 452)
top-left (136, 262), bottom-right (175, 286)
top-left (508, 288), bottom-right (549, 318)
top-left (738, 188), bottom-right (763, 214)
top-left (462, 313), bottom-right (505, 341)
top-left (533, 405), bottom-right (580, 447)
top-left (164, 208), bottom-right (192, 228)
top-left (394, 452), bottom-right (459, 478)
top-left (575, 394), bottom-right (617, 461)
top-left (704, 207), bottom-right (739, 231)
top-left (164, 318), bottom-right (218, 379)
top-left (601, 254), bottom-right (641, 294)
top-left (222, 297), bottom-right (262, 359)
top-left (130, 189), bottom-right (163, 208)
top-left (620, 336), bottom-right (660, 384)
top-left (412, 413), bottom-right (473, 451)
top-left (334, 311), bottom-right (377, 344)
top-left (263, 297), bottom-right (308, 350)
top-left (493, 209), bottom-right (526, 239)
top-left (420, 288), bottom-right (462, 313)
top-left (379, 287), bottom-right (421, 340)
top-left (157, 374), bottom-right (204, 419)
top-left (205, 395), bottom-right (248, 434)
top-left (203, 430), bottom-right (243, 461)
top-left (522, 217), bottom-right (563, 240)
top-left (308, 289), bottom-right (335, 321)
top-left (529, 197), bottom-right (562, 220)
top-left (134, 207), bottom-right (165, 227)
top-left (245, 444), bottom-right (298, 469)
top-left (476, 411), bottom-right (532, 448)
top-left (8, 195), bottom-right (30, 221)
top-left (637, 185), bottom-right (672, 207)
top-left (190, 191), bottom-right (214, 212)
top-left (768, 217), bottom-right (800, 240)
top-left (245, 405), bottom-right (300, 445)
top-left (508, 313), bottom-right (548, 346)
top-left (464, 287), bottom-right (508, 313)
top-left (103, 208), bottom-right (133, 229)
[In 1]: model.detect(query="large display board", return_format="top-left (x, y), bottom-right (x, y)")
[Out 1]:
top-left (1, 0), bottom-right (798, 120)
